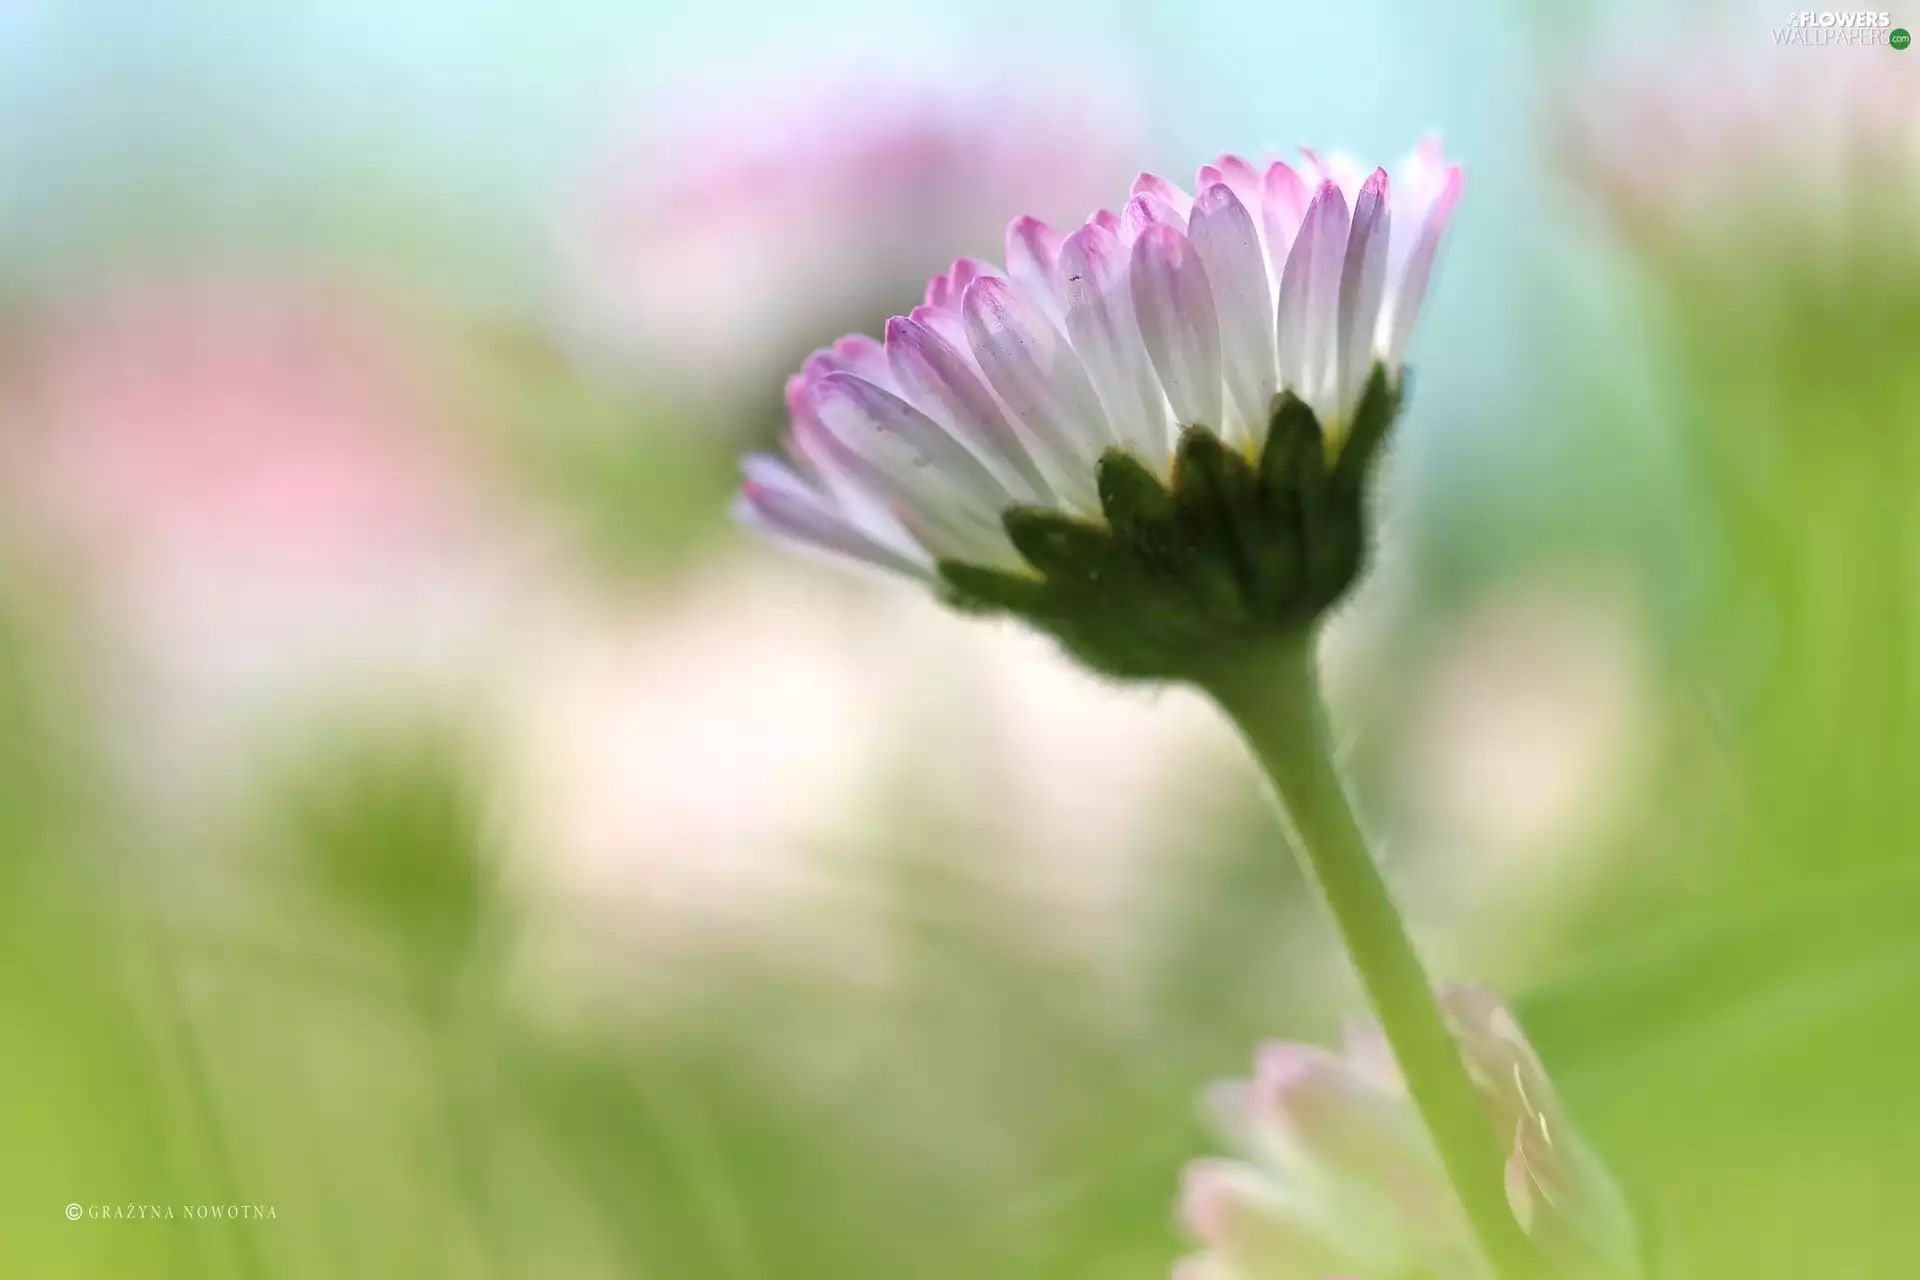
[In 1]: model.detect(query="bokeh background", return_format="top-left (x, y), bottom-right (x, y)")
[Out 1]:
top-left (1, 0), bottom-right (1915, 1275)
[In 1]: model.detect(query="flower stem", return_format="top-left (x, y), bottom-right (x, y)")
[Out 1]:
top-left (1199, 638), bottom-right (1538, 1280)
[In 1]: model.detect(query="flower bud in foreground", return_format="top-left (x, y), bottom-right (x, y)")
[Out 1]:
top-left (1175, 985), bottom-right (1638, 1280)
top-left (735, 143), bottom-right (1462, 682)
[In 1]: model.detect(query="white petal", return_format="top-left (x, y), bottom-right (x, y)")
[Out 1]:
top-left (1393, 134), bottom-right (1453, 242)
top-left (736, 455), bottom-right (933, 578)
top-left (906, 302), bottom-right (968, 353)
top-left (1129, 225), bottom-right (1223, 432)
top-left (1381, 164), bottom-right (1463, 370)
top-left (812, 373), bottom-right (1006, 507)
top-left (1177, 1159), bottom-right (1351, 1278)
top-left (1169, 1255), bottom-right (1240, 1280)
top-left (803, 333), bottom-right (893, 389)
top-left (1005, 215), bottom-right (1065, 325)
top-left (1057, 220), bottom-right (1171, 467)
top-left (1275, 179), bottom-right (1351, 415)
top-left (961, 276), bottom-right (1107, 511)
top-left (786, 374), bottom-right (919, 545)
top-left (1304, 148), bottom-right (1369, 205)
top-left (1131, 172), bottom-right (1195, 220)
top-left (884, 314), bottom-right (1051, 500)
top-left (1253, 1041), bottom-right (1435, 1184)
top-left (1334, 168), bottom-right (1392, 424)
top-left (924, 257), bottom-right (999, 313)
top-left (1120, 191), bottom-right (1187, 243)
top-left (1338, 1014), bottom-right (1404, 1089)
top-left (810, 372), bottom-right (1019, 564)
top-left (1189, 183), bottom-right (1277, 446)
top-left (1196, 154), bottom-right (1264, 216)
top-left (1261, 162), bottom-right (1311, 288)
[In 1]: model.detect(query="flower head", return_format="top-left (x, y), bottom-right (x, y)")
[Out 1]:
top-left (736, 142), bottom-right (1462, 681)
top-left (1176, 985), bottom-right (1637, 1280)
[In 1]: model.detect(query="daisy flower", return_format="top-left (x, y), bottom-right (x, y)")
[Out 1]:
top-left (1177, 985), bottom-right (1637, 1280)
top-left (736, 141), bottom-right (1461, 681)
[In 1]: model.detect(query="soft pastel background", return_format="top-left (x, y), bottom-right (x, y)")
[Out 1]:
top-left (1, 0), bottom-right (1914, 1275)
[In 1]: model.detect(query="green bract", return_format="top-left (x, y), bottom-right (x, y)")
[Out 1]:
top-left (938, 366), bottom-right (1399, 681)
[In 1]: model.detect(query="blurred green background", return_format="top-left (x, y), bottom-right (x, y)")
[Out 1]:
top-left (0, 0), bottom-right (1915, 1275)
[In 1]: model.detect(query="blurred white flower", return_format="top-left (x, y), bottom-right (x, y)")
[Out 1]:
top-left (898, 607), bottom-right (1240, 967)
top-left (1396, 571), bottom-right (1651, 903)
top-left (491, 550), bottom-right (1238, 1001)
top-left (493, 558), bottom-right (900, 965)
top-left (1562, 38), bottom-right (1920, 269)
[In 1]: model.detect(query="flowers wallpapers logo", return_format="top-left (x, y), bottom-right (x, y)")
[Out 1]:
top-left (1773, 8), bottom-right (1903, 42)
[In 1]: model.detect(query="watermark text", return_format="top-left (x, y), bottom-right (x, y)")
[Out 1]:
top-left (65, 1202), bottom-right (278, 1222)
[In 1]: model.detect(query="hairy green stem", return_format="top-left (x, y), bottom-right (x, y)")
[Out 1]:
top-left (1199, 638), bottom-right (1537, 1279)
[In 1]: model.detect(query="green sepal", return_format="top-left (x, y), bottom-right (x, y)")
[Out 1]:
top-left (1329, 366), bottom-right (1401, 503)
top-left (1286, 399), bottom-right (1332, 549)
top-left (1258, 393), bottom-right (1318, 512)
top-left (936, 363), bottom-right (1404, 684)
top-left (1002, 506), bottom-right (1114, 587)
top-left (1170, 428), bottom-right (1256, 625)
top-left (1095, 450), bottom-right (1177, 551)
top-left (1249, 394), bottom-right (1316, 608)
top-left (936, 561), bottom-right (1051, 616)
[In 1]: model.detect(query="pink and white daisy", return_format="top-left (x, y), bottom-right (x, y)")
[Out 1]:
top-left (1176, 985), bottom-right (1637, 1280)
top-left (736, 141), bottom-right (1462, 582)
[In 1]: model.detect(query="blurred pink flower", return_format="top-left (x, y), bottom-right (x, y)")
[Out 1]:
top-left (0, 279), bottom-right (524, 800)
top-left (4, 283), bottom-right (471, 572)
top-left (1176, 985), bottom-right (1635, 1280)
top-left (555, 56), bottom-right (1140, 405)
